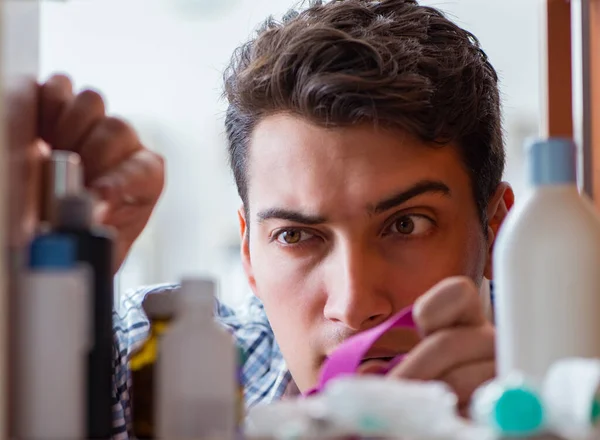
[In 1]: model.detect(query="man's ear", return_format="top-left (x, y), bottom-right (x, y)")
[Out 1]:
top-left (484, 182), bottom-right (515, 280)
top-left (238, 206), bottom-right (258, 296)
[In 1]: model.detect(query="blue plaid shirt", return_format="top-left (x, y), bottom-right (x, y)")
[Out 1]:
top-left (111, 284), bottom-right (291, 440)
top-left (111, 281), bottom-right (494, 439)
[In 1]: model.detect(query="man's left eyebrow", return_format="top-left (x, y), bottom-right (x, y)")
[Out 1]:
top-left (369, 180), bottom-right (452, 214)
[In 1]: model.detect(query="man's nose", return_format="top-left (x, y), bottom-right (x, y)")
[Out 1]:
top-left (322, 243), bottom-right (393, 331)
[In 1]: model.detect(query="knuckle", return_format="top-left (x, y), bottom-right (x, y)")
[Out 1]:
top-left (452, 275), bottom-right (476, 290)
top-left (145, 149), bottom-right (165, 168)
top-left (146, 151), bottom-right (166, 193)
top-left (119, 150), bottom-right (166, 200)
top-left (443, 276), bottom-right (481, 313)
top-left (102, 116), bottom-right (133, 136)
top-left (478, 325), bottom-right (497, 356)
top-left (480, 324), bottom-right (496, 348)
top-left (154, 153), bottom-right (166, 181)
top-left (47, 73), bottom-right (73, 90)
top-left (76, 89), bottom-right (106, 111)
top-left (413, 276), bottom-right (483, 333)
top-left (143, 150), bottom-right (166, 183)
top-left (446, 276), bottom-right (478, 300)
top-left (425, 328), bottom-right (458, 354)
top-left (155, 151), bottom-right (166, 167)
top-left (418, 276), bottom-right (475, 310)
top-left (93, 117), bottom-right (139, 151)
top-left (138, 149), bottom-right (165, 175)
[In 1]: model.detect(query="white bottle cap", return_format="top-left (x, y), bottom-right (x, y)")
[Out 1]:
top-left (542, 358), bottom-right (600, 437)
top-left (142, 289), bottom-right (179, 319)
top-left (179, 277), bottom-right (216, 315)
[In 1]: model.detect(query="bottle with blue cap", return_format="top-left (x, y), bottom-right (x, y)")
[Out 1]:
top-left (494, 138), bottom-right (600, 380)
top-left (15, 234), bottom-right (91, 440)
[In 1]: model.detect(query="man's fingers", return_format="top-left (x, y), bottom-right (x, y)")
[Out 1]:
top-left (90, 147), bottom-right (166, 203)
top-left (440, 360), bottom-right (495, 409)
top-left (36, 75), bottom-right (165, 273)
top-left (385, 278), bottom-right (495, 415)
top-left (52, 89), bottom-right (106, 152)
top-left (90, 148), bottom-right (165, 216)
top-left (413, 276), bottom-right (486, 336)
top-left (387, 324), bottom-right (495, 381)
top-left (39, 74), bottom-right (74, 143)
top-left (78, 117), bottom-right (144, 184)
top-left (90, 148), bottom-right (165, 271)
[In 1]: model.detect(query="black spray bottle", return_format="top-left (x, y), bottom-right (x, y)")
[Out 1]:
top-left (47, 151), bottom-right (114, 439)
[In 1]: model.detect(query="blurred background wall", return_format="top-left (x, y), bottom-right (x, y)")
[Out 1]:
top-left (39, 0), bottom-right (541, 309)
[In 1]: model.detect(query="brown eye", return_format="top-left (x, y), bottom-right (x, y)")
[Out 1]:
top-left (395, 217), bottom-right (415, 234)
top-left (387, 215), bottom-right (433, 236)
top-left (276, 229), bottom-right (312, 244)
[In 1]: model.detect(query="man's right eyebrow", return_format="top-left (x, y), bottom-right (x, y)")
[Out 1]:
top-left (256, 208), bottom-right (327, 225)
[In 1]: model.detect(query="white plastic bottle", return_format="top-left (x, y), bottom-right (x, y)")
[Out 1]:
top-left (156, 278), bottom-right (236, 440)
top-left (494, 138), bottom-right (600, 378)
top-left (16, 235), bottom-right (90, 439)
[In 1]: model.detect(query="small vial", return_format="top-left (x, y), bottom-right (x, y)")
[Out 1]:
top-left (131, 289), bottom-right (178, 439)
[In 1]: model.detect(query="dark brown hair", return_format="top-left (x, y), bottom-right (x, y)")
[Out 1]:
top-left (224, 0), bottom-right (505, 224)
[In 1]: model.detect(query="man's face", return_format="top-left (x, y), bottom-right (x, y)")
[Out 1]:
top-left (239, 114), bottom-right (495, 392)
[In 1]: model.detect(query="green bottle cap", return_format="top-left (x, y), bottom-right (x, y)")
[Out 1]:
top-left (493, 387), bottom-right (544, 436)
top-left (591, 397), bottom-right (600, 423)
top-left (237, 345), bottom-right (247, 365)
top-left (357, 414), bottom-right (387, 433)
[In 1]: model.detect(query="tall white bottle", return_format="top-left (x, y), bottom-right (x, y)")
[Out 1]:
top-left (16, 235), bottom-right (90, 439)
top-left (156, 278), bottom-right (236, 440)
top-left (494, 138), bottom-right (600, 378)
